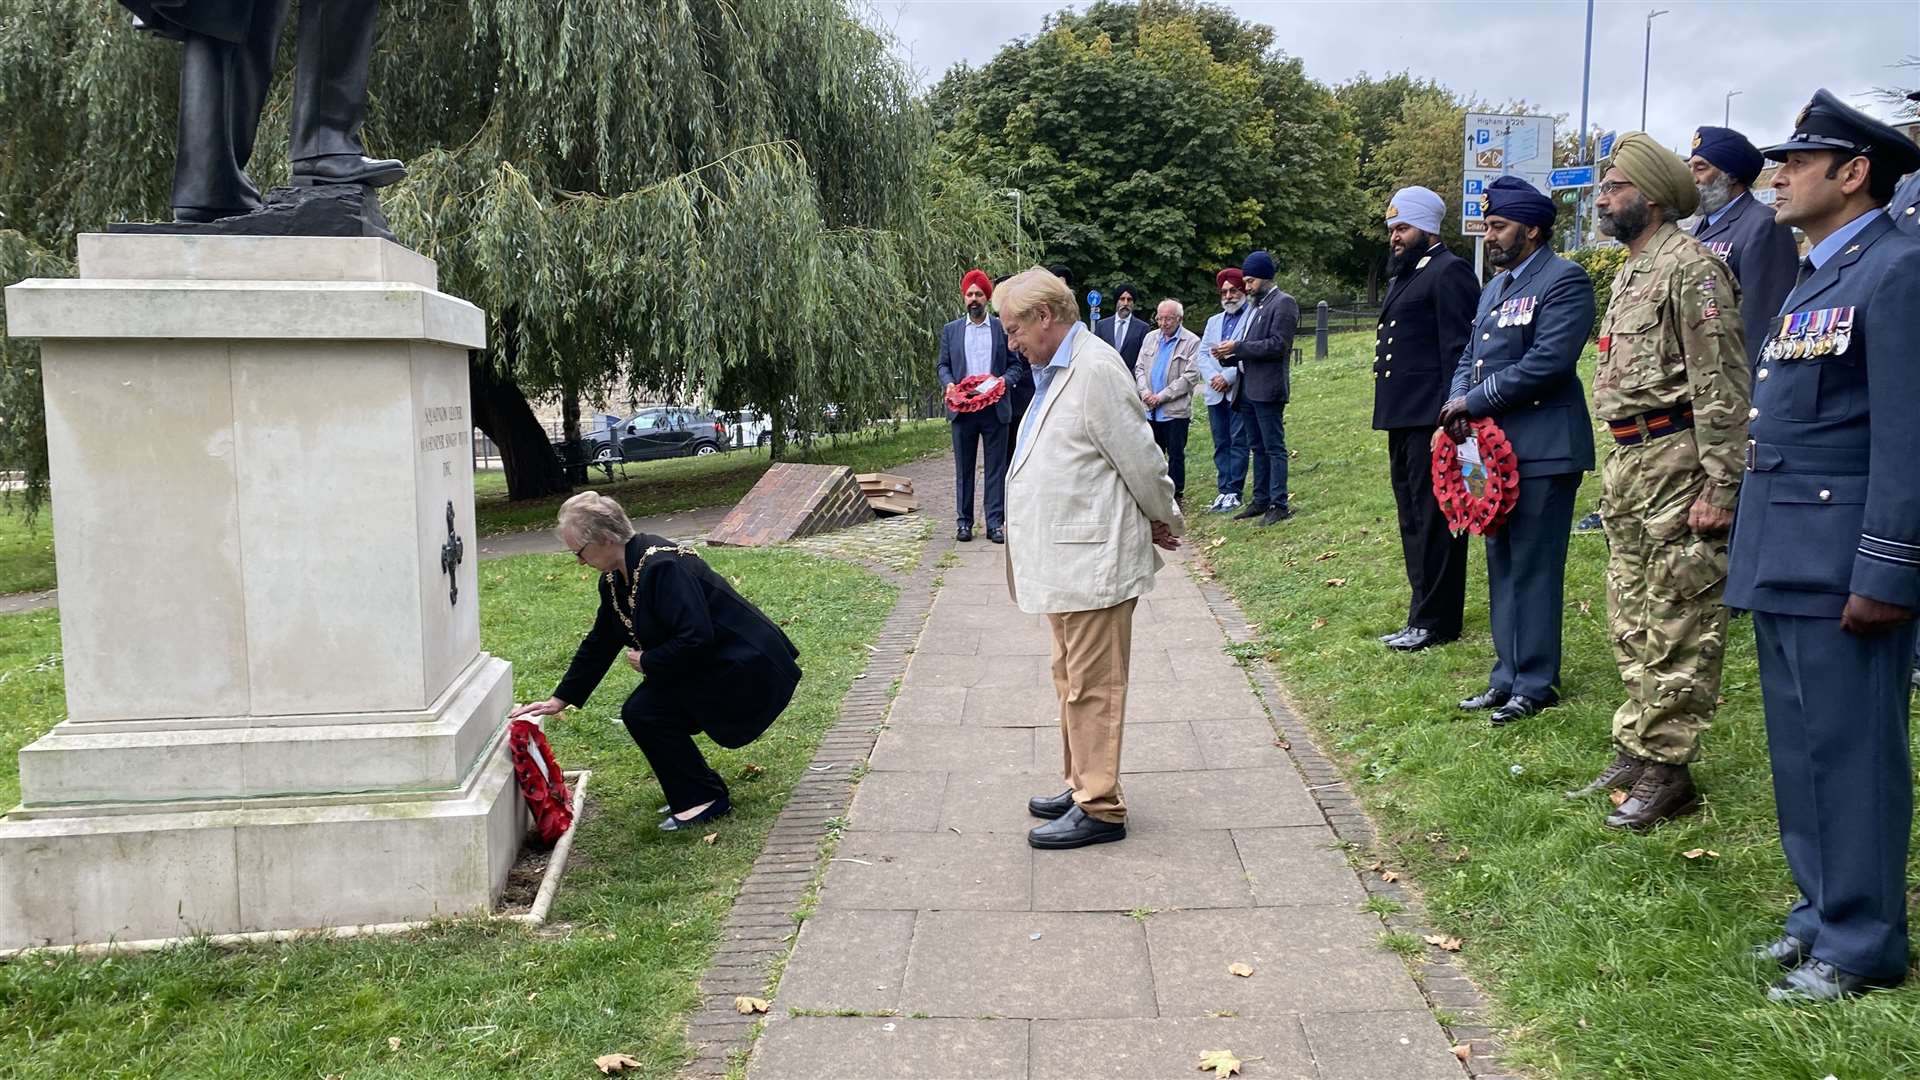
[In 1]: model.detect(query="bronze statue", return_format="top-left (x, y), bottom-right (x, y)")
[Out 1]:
top-left (119, 0), bottom-right (403, 225)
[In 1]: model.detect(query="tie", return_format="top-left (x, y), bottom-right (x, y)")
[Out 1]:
top-left (1795, 258), bottom-right (1815, 288)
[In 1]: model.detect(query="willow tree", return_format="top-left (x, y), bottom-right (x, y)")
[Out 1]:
top-left (0, 0), bottom-right (1011, 501)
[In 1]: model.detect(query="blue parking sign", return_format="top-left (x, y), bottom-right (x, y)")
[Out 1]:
top-left (1464, 179), bottom-right (1484, 195)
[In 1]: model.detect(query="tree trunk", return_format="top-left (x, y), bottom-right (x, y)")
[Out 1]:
top-left (468, 350), bottom-right (572, 500)
top-left (560, 386), bottom-right (582, 444)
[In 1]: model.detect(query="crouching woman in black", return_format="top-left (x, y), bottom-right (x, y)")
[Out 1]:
top-left (509, 492), bottom-right (801, 831)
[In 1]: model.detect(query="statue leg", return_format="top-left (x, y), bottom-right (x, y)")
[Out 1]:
top-left (170, 7), bottom-right (288, 221)
top-left (289, 0), bottom-right (405, 187)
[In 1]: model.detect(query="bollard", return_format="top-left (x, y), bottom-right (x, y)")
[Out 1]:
top-left (1315, 300), bottom-right (1329, 360)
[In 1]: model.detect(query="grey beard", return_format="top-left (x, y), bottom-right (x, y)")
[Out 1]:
top-left (1696, 174), bottom-right (1736, 216)
top-left (1222, 298), bottom-right (1244, 313)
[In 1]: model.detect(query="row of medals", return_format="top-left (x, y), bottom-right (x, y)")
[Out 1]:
top-left (1761, 306), bottom-right (1854, 362)
top-left (1495, 296), bottom-right (1536, 327)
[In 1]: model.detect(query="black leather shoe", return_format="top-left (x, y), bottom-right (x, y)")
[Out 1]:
top-left (987, 526), bottom-right (1006, 544)
top-left (1379, 626), bottom-right (1414, 645)
top-left (173, 205), bottom-right (255, 224)
top-left (1767, 959), bottom-right (1903, 1003)
top-left (1258, 506), bottom-right (1294, 527)
top-left (659, 794), bottom-right (732, 831)
top-left (1028, 805), bottom-right (1126, 849)
top-left (1231, 501), bottom-right (1270, 521)
top-left (1752, 934), bottom-right (1813, 970)
top-left (291, 154), bottom-right (408, 188)
top-left (1028, 789), bottom-right (1074, 819)
top-left (1389, 627), bottom-right (1455, 652)
top-left (956, 524), bottom-right (974, 542)
top-left (1458, 687), bottom-right (1511, 711)
top-left (1490, 694), bottom-right (1556, 726)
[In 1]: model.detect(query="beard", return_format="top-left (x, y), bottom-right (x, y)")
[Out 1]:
top-left (1386, 229), bottom-right (1433, 276)
top-left (1596, 194), bottom-right (1652, 242)
top-left (1221, 296), bottom-right (1245, 313)
top-left (1486, 234), bottom-right (1527, 268)
top-left (1696, 173), bottom-right (1736, 216)
top-left (966, 301), bottom-right (985, 319)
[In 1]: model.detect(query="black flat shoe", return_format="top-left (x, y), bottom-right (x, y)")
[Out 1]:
top-left (1490, 694), bottom-right (1556, 726)
top-left (659, 795), bottom-right (732, 832)
top-left (1257, 506), bottom-right (1293, 527)
top-left (291, 154), bottom-right (408, 188)
top-left (956, 524), bottom-right (974, 542)
top-left (1231, 502), bottom-right (1270, 521)
top-left (1028, 805), bottom-right (1126, 849)
top-left (987, 526), bottom-right (1006, 544)
top-left (1767, 959), bottom-right (1903, 1003)
top-left (1458, 687), bottom-right (1511, 711)
top-left (1028, 789), bottom-right (1074, 820)
top-left (1752, 934), bottom-right (1813, 970)
top-left (1389, 627), bottom-right (1456, 652)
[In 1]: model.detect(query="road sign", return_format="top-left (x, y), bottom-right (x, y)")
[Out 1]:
top-left (1461, 112), bottom-right (1555, 232)
top-left (1549, 166), bottom-right (1596, 190)
top-left (1086, 289), bottom-right (1102, 309)
top-left (1598, 130), bottom-right (1618, 159)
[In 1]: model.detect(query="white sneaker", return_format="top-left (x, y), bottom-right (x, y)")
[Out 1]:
top-left (1205, 494), bottom-right (1226, 512)
top-left (1216, 494), bottom-right (1241, 512)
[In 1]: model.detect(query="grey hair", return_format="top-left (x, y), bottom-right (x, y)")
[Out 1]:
top-left (556, 490), bottom-right (635, 547)
top-left (1157, 298), bottom-right (1185, 319)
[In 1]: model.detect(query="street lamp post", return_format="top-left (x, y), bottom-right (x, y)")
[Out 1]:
top-left (1641, 8), bottom-right (1670, 131)
top-left (1574, 0), bottom-right (1595, 248)
top-left (1724, 89), bottom-right (1743, 127)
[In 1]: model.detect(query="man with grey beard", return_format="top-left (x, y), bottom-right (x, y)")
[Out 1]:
top-left (1689, 127), bottom-right (1798, 365)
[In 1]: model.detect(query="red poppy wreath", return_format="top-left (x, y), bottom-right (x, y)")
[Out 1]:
top-left (1431, 417), bottom-right (1521, 536)
top-left (944, 373), bottom-right (1006, 413)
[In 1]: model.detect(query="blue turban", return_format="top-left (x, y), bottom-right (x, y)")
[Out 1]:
top-left (1483, 176), bottom-right (1555, 228)
top-left (1691, 126), bottom-right (1763, 186)
top-left (1241, 250), bottom-right (1276, 280)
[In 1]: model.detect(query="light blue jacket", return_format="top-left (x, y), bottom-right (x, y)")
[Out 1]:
top-left (1194, 307), bottom-right (1250, 406)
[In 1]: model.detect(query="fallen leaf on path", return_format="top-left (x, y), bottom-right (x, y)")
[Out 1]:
top-left (1681, 849), bottom-right (1720, 860)
top-left (388, 1036), bottom-right (403, 1052)
top-left (1197, 1049), bottom-right (1243, 1077)
top-left (1608, 788), bottom-right (1629, 807)
top-left (1381, 870), bottom-right (1401, 883)
top-left (742, 763), bottom-right (765, 778)
top-left (1209, 537), bottom-right (1226, 549)
top-left (1452, 1043), bottom-right (1472, 1062)
top-left (1310, 618), bottom-right (1328, 629)
top-left (1324, 578), bottom-right (1348, 588)
top-left (1228, 962), bottom-right (1255, 977)
top-left (1272, 738), bottom-right (1291, 750)
top-left (1367, 860), bottom-right (1385, 873)
top-left (1424, 934), bottom-right (1463, 952)
top-left (595, 1053), bottom-right (642, 1075)
top-left (734, 996), bottom-right (770, 1014)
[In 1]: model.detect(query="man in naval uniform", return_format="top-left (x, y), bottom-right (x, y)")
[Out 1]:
top-left (1729, 89), bottom-right (1920, 1003)
top-left (1688, 126), bottom-right (1799, 365)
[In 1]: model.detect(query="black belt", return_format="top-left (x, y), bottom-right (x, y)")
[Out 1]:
top-left (1608, 403), bottom-right (1694, 446)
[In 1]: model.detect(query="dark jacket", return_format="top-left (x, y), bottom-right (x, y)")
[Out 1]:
top-left (937, 314), bottom-right (1029, 423)
top-left (1093, 314), bottom-right (1152, 374)
top-left (1693, 191), bottom-right (1800, 363)
top-left (554, 534), bottom-right (801, 746)
top-left (1891, 171), bottom-right (1920, 237)
top-left (1373, 243), bottom-right (1479, 431)
top-left (1726, 215), bottom-right (1920, 618)
top-left (1448, 249), bottom-right (1597, 479)
top-left (117, 0), bottom-right (257, 42)
top-left (1228, 285), bottom-right (1299, 404)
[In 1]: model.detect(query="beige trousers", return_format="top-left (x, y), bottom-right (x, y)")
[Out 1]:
top-left (1045, 597), bottom-right (1137, 823)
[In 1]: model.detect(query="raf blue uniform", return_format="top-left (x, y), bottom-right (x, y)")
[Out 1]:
top-left (1690, 127), bottom-right (1800, 366)
top-left (1892, 170), bottom-right (1920, 236)
top-left (1448, 241), bottom-right (1597, 705)
top-left (1726, 91), bottom-right (1920, 993)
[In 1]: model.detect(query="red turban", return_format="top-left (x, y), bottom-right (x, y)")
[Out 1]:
top-left (1215, 267), bottom-right (1245, 289)
top-left (961, 268), bottom-right (993, 299)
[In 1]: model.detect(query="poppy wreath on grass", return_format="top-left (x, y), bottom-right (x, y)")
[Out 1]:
top-left (944, 373), bottom-right (1006, 413)
top-left (508, 718), bottom-right (574, 845)
top-left (1431, 416), bottom-right (1521, 536)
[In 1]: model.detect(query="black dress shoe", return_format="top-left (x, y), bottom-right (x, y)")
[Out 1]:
top-left (1258, 506), bottom-right (1294, 527)
top-left (1379, 626), bottom-right (1414, 645)
top-left (173, 206), bottom-right (255, 224)
top-left (1231, 501), bottom-right (1270, 521)
top-left (291, 154), bottom-right (408, 188)
top-left (1752, 934), bottom-right (1812, 970)
top-left (658, 795), bottom-right (732, 832)
top-left (1767, 959), bottom-right (1903, 1003)
top-left (1490, 693), bottom-right (1556, 726)
top-left (1389, 627), bottom-right (1455, 652)
top-left (1028, 789), bottom-right (1074, 819)
top-left (987, 526), bottom-right (1006, 544)
top-left (1458, 687), bottom-right (1511, 711)
top-left (1028, 805), bottom-right (1126, 849)
top-left (956, 524), bottom-right (974, 542)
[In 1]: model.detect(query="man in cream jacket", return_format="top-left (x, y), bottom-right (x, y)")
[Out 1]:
top-left (997, 267), bottom-right (1185, 850)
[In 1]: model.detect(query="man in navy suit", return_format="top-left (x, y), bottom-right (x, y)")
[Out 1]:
top-left (1094, 283), bottom-right (1151, 374)
top-left (1689, 126), bottom-right (1800, 365)
top-left (1727, 90), bottom-right (1920, 1004)
top-left (1441, 177), bottom-right (1596, 726)
top-left (937, 269), bottom-right (1029, 544)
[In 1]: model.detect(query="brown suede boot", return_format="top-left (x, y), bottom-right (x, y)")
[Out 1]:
top-left (1604, 762), bottom-right (1701, 830)
top-left (1565, 748), bottom-right (1647, 799)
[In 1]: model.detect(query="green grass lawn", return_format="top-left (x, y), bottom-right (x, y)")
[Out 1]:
top-left (1182, 332), bottom-right (1920, 1080)
top-left (0, 548), bottom-right (895, 1079)
top-left (474, 419), bottom-right (949, 535)
top-left (0, 504), bottom-right (56, 595)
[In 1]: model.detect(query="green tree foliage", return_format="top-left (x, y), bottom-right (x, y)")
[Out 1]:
top-left (0, 0), bottom-right (1011, 504)
top-left (930, 0), bottom-right (1360, 304)
top-left (1328, 72), bottom-right (1456, 293)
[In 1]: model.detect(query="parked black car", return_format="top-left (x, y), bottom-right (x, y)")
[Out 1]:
top-left (582, 408), bottom-right (730, 463)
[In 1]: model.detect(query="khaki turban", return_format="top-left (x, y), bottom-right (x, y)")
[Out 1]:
top-left (1610, 132), bottom-right (1699, 217)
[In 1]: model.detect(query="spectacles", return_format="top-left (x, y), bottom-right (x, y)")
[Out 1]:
top-left (1596, 180), bottom-right (1637, 197)
top-left (573, 540), bottom-right (591, 562)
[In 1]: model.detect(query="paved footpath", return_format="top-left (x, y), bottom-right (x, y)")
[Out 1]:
top-left (746, 533), bottom-right (1469, 1079)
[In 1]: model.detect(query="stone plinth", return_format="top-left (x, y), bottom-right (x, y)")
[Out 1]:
top-left (0, 235), bottom-right (524, 951)
top-left (707, 463), bottom-right (873, 547)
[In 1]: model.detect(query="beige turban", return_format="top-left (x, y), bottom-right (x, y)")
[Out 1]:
top-left (1610, 132), bottom-right (1699, 217)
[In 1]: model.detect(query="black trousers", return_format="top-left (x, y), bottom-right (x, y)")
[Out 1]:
top-left (173, 0), bottom-right (380, 213)
top-left (1484, 473), bottom-right (1580, 701)
top-left (951, 411), bottom-right (1009, 530)
top-left (1387, 427), bottom-right (1468, 636)
top-left (622, 685), bottom-right (729, 812)
top-left (1149, 417), bottom-right (1190, 498)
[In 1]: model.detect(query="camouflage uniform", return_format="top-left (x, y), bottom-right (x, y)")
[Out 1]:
top-left (1592, 223), bottom-right (1749, 764)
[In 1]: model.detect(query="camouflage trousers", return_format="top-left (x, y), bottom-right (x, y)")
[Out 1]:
top-left (1600, 435), bottom-right (1730, 765)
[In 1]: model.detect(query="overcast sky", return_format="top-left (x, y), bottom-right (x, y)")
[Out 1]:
top-left (867, 0), bottom-right (1919, 155)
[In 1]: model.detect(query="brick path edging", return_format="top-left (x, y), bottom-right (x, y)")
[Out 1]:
top-left (1193, 569), bottom-right (1525, 1080)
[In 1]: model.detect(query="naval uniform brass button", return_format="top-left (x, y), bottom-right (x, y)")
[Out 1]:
top-left (1387, 337), bottom-right (1394, 344)
top-left (1383, 370), bottom-right (1391, 378)
top-left (1757, 368), bottom-right (1769, 380)
top-left (1386, 354), bottom-right (1392, 360)
top-left (1819, 489), bottom-right (1832, 501)
top-left (1748, 407), bottom-right (1760, 419)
